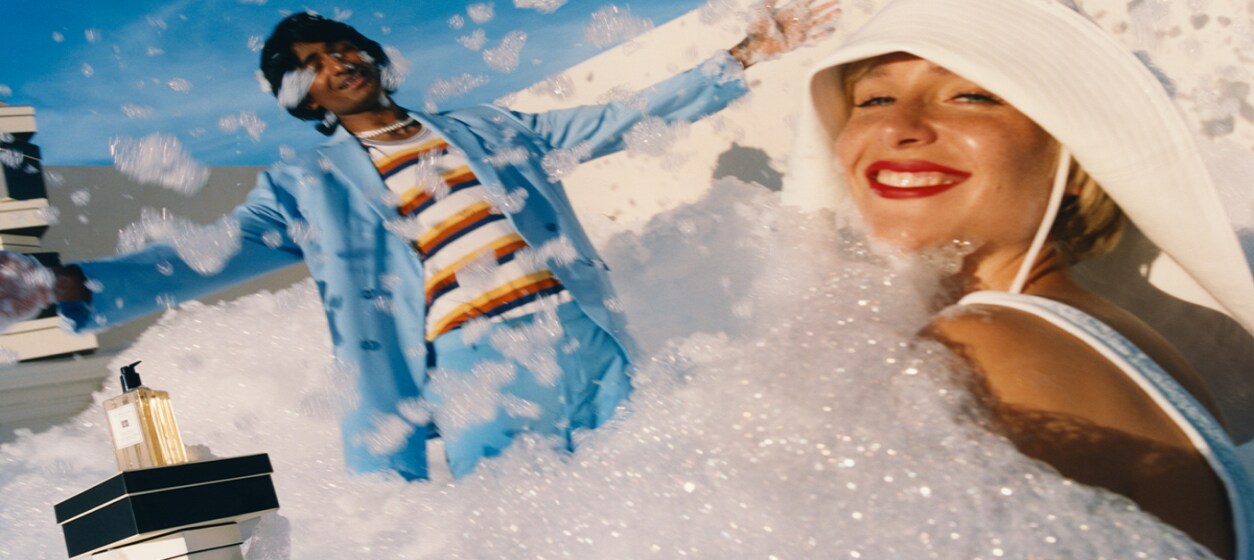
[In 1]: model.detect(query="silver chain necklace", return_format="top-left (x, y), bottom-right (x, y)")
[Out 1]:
top-left (352, 116), bottom-right (418, 139)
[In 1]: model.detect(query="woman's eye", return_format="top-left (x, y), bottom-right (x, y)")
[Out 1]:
top-left (855, 96), bottom-right (894, 108)
top-left (954, 92), bottom-right (1001, 104)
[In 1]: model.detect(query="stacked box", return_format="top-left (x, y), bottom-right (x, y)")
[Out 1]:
top-left (54, 454), bottom-right (279, 559)
top-left (0, 105), bottom-right (97, 360)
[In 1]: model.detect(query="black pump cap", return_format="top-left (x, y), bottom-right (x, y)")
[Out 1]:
top-left (120, 361), bottom-right (143, 392)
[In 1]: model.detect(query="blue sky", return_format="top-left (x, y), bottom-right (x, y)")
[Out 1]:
top-left (0, 0), bottom-right (704, 166)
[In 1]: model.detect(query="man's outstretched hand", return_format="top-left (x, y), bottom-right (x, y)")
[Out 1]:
top-left (0, 251), bottom-right (56, 332)
top-left (731, 0), bottom-right (841, 69)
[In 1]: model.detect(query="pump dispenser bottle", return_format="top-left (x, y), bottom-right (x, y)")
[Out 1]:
top-left (102, 361), bottom-right (189, 471)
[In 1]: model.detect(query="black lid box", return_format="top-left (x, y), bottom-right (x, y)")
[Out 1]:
top-left (54, 454), bottom-right (279, 559)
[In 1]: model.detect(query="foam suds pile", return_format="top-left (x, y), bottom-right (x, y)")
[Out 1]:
top-left (3, 0), bottom-right (1251, 557)
top-left (0, 182), bottom-right (1212, 559)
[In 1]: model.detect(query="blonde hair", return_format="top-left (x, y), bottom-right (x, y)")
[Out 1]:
top-left (832, 57), bottom-right (1127, 264)
top-left (1050, 161), bottom-right (1126, 264)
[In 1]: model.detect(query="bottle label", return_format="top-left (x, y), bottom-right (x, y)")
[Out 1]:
top-left (107, 403), bottom-right (144, 450)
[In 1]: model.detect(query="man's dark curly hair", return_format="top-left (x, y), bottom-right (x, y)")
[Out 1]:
top-left (260, 13), bottom-right (391, 134)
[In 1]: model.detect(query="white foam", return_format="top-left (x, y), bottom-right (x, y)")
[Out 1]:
top-left (381, 46), bottom-right (410, 91)
top-left (120, 104), bottom-right (154, 119)
top-left (114, 208), bottom-right (242, 276)
top-left (458, 29), bottom-right (487, 51)
top-left (483, 31), bottom-right (527, 73)
top-left (0, 182), bottom-right (1213, 558)
top-left (539, 141), bottom-right (592, 182)
top-left (425, 73), bottom-right (490, 107)
top-left (527, 73), bottom-right (576, 100)
top-left (623, 117), bottom-right (693, 169)
top-left (514, 0), bottom-right (567, 15)
top-left (467, 3), bottom-right (496, 24)
top-left (277, 68), bottom-right (315, 109)
top-left (70, 189), bottom-right (91, 207)
top-left (584, 5), bottom-right (654, 48)
top-left (217, 111), bottom-right (267, 142)
top-left (109, 133), bottom-right (210, 195)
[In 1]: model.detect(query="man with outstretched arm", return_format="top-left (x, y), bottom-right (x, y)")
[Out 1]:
top-left (0, 1), bottom-right (838, 480)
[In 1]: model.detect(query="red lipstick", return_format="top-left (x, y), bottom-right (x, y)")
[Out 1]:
top-left (865, 160), bottom-right (971, 199)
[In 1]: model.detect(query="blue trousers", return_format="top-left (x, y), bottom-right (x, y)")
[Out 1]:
top-left (426, 301), bottom-right (631, 477)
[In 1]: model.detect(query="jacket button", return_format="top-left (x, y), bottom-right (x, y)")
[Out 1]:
top-left (545, 223), bottom-right (558, 232)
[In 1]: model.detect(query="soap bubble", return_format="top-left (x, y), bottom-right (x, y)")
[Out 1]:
top-left (0, 148), bottom-right (23, 169)
top-left (584, 5), bottom-right (654, 48)
top-left (0, 348), bottom-right (19, 368)
top-left (488, 308), bottom-right (564, 386)
top-left (43, 170), bottom-right (64, 187)
top-left (458, 29), bottom-right (487, 51)
top-left (623, 117), bottom-right (693, 169)
top-left (218, 111), bottom-right (267, 142)
top-left (488, 188), bottom-right (529, 213)
top-left (482, 146), bottom-right (529, 168)
top-left (540, 141), bottom-right (592, 182)
top-left (514, 0), bottom-right (567, 14)
top-left (425, 73), bottom-right (490, 107)
top-left (115, 208), bottom-right (242, 275)
top-left (109, 133), bottom-right (210, 195)
top-left (528, 74), bottom-right (575, 100)
top-left (357, 414), bottom-right (415, 456)
top-left (381, 46), bottom-right (411, 91)
top-left (427, 361), bottom-right (518, 437)
top-left (483, 31), bottom-right (527, 72)
top-left (70, 189), bottom-right (91, 207)
top-left (698, 0), bottom-right (741, 23)
top-left (467, 3), bottom-right (495, 24)
top-left (120, 104), bottom-right (153, 119)
top-left (277, 68), bottom-right (315, 109)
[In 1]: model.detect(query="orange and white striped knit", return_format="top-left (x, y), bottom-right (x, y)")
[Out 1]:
top-left (362, 127), bottom-right (569, 341)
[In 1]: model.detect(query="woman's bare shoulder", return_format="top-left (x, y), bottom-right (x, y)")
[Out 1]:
top-left (926, 302), bottom-right (1190, 445)
top-left (927, 301), bottom-right (1234, 555)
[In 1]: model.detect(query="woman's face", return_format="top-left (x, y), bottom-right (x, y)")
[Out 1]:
top-left (834, 54), bottom-right (1060, 255)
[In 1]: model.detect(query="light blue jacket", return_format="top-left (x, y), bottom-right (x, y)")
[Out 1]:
top-left (61, 52), bottom-right (749, 478)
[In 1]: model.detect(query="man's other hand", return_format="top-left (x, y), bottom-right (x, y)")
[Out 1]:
top-left (0, 251), bottom-right (55, 332)
top-left (731, 0), bottom-right (842, 68)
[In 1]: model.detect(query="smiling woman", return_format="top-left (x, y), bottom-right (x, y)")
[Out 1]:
top-left (835, 53), bottom-right (1062, 257)
top-left (785, 0), bottom-right (1254, 557)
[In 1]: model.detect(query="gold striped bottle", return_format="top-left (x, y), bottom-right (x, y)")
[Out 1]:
top-left (103, 361), bottom-right (188, 470)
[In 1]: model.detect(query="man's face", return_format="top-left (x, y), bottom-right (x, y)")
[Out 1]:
top-left (291, 40), bottom-right (384, 118)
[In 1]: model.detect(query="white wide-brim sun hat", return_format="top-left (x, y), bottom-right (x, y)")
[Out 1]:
top-left (783, 0), bottom-right (1254, 336)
